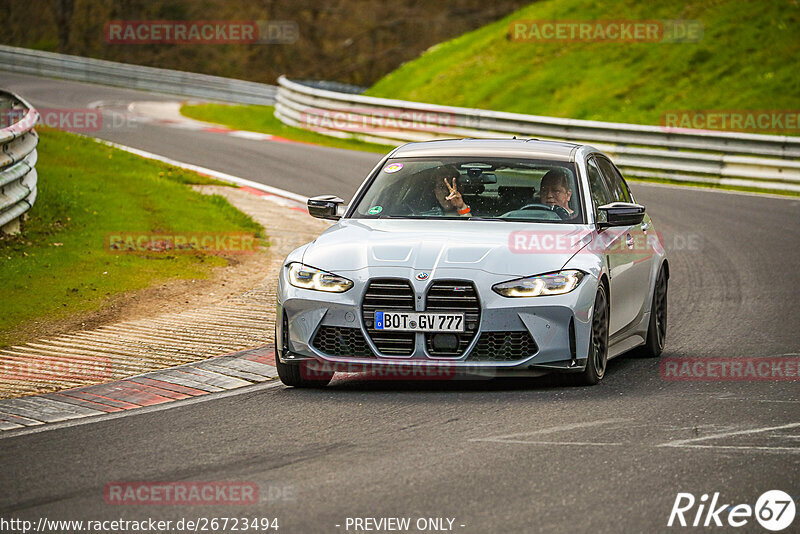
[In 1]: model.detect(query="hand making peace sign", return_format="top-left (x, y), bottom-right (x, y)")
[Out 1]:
top-left (442, 177), bottom-right (466, 209)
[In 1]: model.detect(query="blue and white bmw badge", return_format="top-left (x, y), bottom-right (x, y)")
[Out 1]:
top-left (416, 272), bottom-right (429, 281)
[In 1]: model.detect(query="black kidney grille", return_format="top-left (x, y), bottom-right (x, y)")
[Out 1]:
top-left (312, 326), bottom-right (375, 358)
top-left (466, 331), bottom-right (538, 362)
top-left (424, 281), bottom-right (481, 357)
top-left (361, 279), bottom-right (416, 356)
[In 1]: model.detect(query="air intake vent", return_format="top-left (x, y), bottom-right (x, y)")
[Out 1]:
top-left (361, 279), bottom-right (416, 356)
top-left (569, 316), bottom-right (576, 364)
top-left (424, 281), bottom-right (480, 357)
top-left (466, 331), bottom-right (538, 362)
top-left (312, 326), bottom-right (375, 358)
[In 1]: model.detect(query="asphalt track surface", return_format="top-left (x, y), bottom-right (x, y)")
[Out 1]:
top-left (1, 72), bottom-right (799, 533)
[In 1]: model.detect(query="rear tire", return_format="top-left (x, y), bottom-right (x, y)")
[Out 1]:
top-left (275, 317), bottom-right (333, 388)
top-left (635, 265), bottom-right (667, 358)
top-left (567, 283), bottom-right (609, 386)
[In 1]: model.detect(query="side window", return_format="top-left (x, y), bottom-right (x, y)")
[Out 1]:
top-left (596, 156), bottom-right (632, 203)
top-left (586, 157), bottom-right (613, 221)
top-left (618, 177), bottom-right (634, 203)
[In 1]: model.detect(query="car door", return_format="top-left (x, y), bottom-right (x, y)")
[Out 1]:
top-left (595, 155), bottom-right (654, 334)
top-left (587, 157), bottom-right (627, 335)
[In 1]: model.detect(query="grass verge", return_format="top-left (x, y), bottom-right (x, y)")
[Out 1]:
top-left (367, 0), bottom-right (800, 130)
top-left (0, 127), bottom-right (265, 348)
top-left (180, 103), bottom-right (393, 153)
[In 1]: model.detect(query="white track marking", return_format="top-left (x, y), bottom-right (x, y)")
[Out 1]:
top-left (470, 418), bottom-right (630, 443)
top-left (663, 445), bottom-right (800, 453)
top-left (715, 397), bottom-right (800, 403)
top-left (658, 422), bottom-right (800, 448)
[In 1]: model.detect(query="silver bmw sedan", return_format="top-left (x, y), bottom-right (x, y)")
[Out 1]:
top-left (275, 139), bottom-right (668, 387)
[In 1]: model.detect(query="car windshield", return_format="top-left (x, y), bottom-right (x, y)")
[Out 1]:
top-left (349, 157), bottom-right (583, 223)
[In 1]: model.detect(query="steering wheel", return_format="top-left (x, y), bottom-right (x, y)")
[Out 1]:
top-left (549, 205), bottom-right (571, 220)
top-left (521, 203), bottom-right (571, 220)
top-left (500, 203), bottom-right (571, 220)
top-left (517, 203), bottom-right (554, 212)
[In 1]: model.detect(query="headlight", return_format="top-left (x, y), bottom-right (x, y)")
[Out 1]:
top-left (492, 270), bottom-right (584, 297)
top-left (287, 263), bottom-right (353, 293)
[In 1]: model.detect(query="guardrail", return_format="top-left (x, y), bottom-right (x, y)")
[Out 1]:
top-left (275, 76), bottom-right (800, 193)
top-left (0, 90), bottom-right (38, 234)
top-left (0, 45), bottom-right (276, 106)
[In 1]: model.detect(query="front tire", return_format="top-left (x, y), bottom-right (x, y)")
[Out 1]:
top-left (568, 283), bottom-right (609, 386)
top-left (635, 265), bottom-right (667, 358)
top-left (275, 317), bottom-right (333, 388)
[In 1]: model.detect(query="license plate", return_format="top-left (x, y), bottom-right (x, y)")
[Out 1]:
top-left (374, 311), bottom-right (465, 332)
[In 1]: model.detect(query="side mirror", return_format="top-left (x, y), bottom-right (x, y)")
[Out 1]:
top-left (308, 195), bottom-right (346, 220)
top-left (597, 202), bottom-right (645, 228)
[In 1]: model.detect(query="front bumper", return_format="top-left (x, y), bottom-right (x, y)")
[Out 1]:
top-left (276, 266), bottom-right (597, 373)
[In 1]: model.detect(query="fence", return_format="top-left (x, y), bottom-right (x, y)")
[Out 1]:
top-left (0, 90), bottom-right (38, 234)
top-left (275, 76), bottom-right (800, 193)
top-left (0, 45), bottom-right (276, 105)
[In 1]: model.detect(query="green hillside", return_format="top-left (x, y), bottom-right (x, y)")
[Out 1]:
top-left (367, 0), bottom-right (800, 128)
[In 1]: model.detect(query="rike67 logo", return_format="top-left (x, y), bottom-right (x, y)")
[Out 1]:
top-left (669, 490), bottom-right (796, 531)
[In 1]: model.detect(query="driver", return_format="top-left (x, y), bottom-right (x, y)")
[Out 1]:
top-left (539, 168), bottom-right (576, 218)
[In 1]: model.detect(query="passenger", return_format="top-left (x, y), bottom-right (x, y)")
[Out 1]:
top-left (432, 165), bottom-right (471, 217)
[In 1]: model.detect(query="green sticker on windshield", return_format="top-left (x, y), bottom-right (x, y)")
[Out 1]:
top-left (368, 206), bottom-right (383, 215)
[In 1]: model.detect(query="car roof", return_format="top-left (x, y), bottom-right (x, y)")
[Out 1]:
top-left (391, 138), bottom-right (582, 161)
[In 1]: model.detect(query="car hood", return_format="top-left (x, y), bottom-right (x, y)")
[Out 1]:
top-left (300, 219), bottom-right (593, 277)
